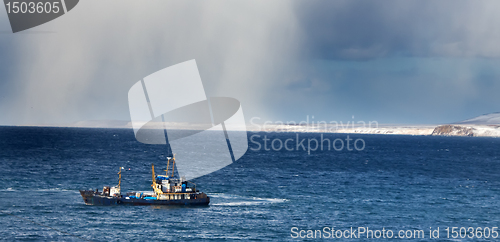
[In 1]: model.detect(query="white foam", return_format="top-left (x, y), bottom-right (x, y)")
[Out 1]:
top-left (209, 193), bottom-right (287, 206)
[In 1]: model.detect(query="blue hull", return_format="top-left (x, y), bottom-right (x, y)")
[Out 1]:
top-left (79, 190), bottom-right (210, 206)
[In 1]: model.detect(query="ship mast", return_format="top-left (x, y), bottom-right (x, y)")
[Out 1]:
top-left (165, 157), bottom-right (170, 177)
top-left (171, 154), bottom-right (176, 177)
top-left (151, 155), bottom-right (180, 196)
top-left (151, 163), bottom-right (156, 189)
top-left (164, 154), bottom-right (176, 178)
top-left (118, 167), bottom-right (122, 190)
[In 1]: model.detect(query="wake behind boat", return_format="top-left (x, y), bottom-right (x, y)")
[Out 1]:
top-left (79, 155), bottom-right (210, 206)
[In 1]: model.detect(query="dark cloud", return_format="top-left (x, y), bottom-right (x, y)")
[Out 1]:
top-left (295, 0), bottom-right (500, 60)
top-left (0, 1), bottom-right (499, 125)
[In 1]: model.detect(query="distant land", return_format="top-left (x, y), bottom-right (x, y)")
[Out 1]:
top-left (13, 113), bottom-right (500, 137)
top-left (71, 120), bottom-right (131, 129)
top-left (431, 112), bottom-right (500, 137)
top-left (251, 113), bottom-right (500, 137)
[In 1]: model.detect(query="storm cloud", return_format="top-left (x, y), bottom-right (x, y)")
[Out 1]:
top-left (297, 0), bottom-right (500, 60)
top-left (0, 0), bottom-right (499, 125)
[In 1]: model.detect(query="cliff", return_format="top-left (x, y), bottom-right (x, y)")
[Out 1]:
top-left (431, 124), bottom-right (500, 137)
top-left (431, 125), bottom-right (474, 137)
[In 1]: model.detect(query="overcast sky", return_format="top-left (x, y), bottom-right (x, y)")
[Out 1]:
top-left (0, 0), bottom-right (499, 125)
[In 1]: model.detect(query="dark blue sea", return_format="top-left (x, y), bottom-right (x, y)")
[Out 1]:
top-left (1, 127), bottom-right (500, 241)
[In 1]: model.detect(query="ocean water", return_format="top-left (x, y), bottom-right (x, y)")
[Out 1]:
top-left (0, 127), bottom-right (500, 241)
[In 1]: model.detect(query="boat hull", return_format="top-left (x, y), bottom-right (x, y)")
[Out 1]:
top-left (79, 190), bottom-right (210, 206)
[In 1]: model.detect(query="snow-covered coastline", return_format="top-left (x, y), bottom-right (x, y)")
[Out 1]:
top-left (12, 113), bottom-right (500, 138)
top-left (246, 123), bottom-right (436, 136)
top-left (247, 123), bottom-right (500, 137)
top-left (249, 113), bottom-right (500, 137)
top-left (12, 122), bottom-right (500, 137)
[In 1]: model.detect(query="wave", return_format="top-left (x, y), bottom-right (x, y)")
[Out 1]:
top-left (0, 188), bottom-right (76, 192)
top-left (208, 193), bottom-right (287, 206)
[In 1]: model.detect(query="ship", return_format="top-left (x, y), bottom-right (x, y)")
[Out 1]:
top-left (79, 155), bottom-right (210, 206)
